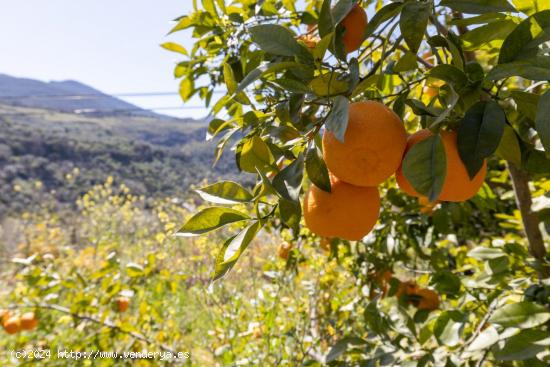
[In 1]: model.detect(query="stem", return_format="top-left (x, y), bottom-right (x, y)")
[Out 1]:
top-left (507, 163), bottom-right (547, 263)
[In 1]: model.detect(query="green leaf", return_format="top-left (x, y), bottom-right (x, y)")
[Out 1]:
top-left (365, 2), bottom-right (403, 38)
top-left (223, 62), bottom-right (238, 94)
top-left (332, 0), bottom-right (355, 24)
top-left (318, 0), bottom-right (334, 37)
top-left (249, 24), bottom-right (306, 57)
top-left (278, 198), bottom-right (302, 231)
top-left (309, 72), bottom-right (349, 96)
top-left (535, 90), bottom-right (550, 158)
top-left (499, 10), bottom-right (550, 63)
top-left (400, 1), bottom-right (430, 53)
top-left (313, 33), bottom-right (334, 60)
top-left (432, 272), bottom-right (462, 295)
top-left (196, 181), bottom-right (253, 204)
top-left (440, 0), bottom-right (517, 14)
top-left (212, 221), bottom-right (262, 280)
top-left (160, 42), bottom-right (188, 55)
top-left (177, 207), bottom-right (250, 236)
top-left (512, 0), bottom-right (550, 15)
top-left (326, 337), bottom-right (367, 363)
top-left (202, 0), bottom-right (218, 18)
top-left (488, 56), bottom-right (550, 80)
top-left (461, 19), bottom-right (518, 51)
top-left (406, 99), bottom-right (437, 116)
top-left (126, 263), bottom-right (144, 277)
top-left (468, 246), bottom-right (506, 260)
top-left (524, 148), bottom-right (550, 174)
top-left (489, 302), bottom-right (550, 328)
top-left (239, 136), bottom-right (275, 173)
top-left (427, 64), bottom-right (469, 91)
top-left (457, 101), bottom-right (506, 178)
top-left (272, 155), bottom-right (304, 202)
top-left (496, 125), bottom-right (522, 166)
top-left (402, 135), bottom-right (447, 201)
top-left (434, 311), bottom-right (464, 347)
top-left (394, 51), bottom-right (418, 72)
top-left (466, 325), bottom-right (500, 351)
top-left (168, 16), bottom-right (195, 34)
top-left (450, 12), bottom-right (507, 26)
top-left (325, 96), bottom-right (349, 143)
top-left (236, 61), bottom-right (310, 93)
top-left (511, 90), bottom-right (540, 121)
top-left (306, 145), bottom-right (331, 193)
top-left (179, 78), bottom-right (194, 102)
top-left (492, 329), bottom-right (550, 361)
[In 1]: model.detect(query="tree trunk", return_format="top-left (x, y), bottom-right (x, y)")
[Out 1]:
top-left (507, 163), bottom-right (547, 262)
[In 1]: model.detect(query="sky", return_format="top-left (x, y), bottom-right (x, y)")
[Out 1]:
top-left (0, 0), bottom-right (206, 118)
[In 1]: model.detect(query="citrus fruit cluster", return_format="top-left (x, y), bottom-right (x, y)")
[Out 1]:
top-left (304, 100), bottom-right (487, 241)
top-left (1, 310), bottom-right (38, 335)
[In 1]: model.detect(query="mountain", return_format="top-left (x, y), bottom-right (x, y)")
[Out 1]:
top-left (0, 74), bottom-right (157, 116)
top-left (0, 75), bottom-right (241, 216)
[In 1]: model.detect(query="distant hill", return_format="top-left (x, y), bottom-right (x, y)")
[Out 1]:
top-left (0, 75), bottom-right (242, 216)
top-left (0, 74), bottom-right (157, 116)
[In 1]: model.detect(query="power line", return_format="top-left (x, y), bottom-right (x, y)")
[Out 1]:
top-left (0, 105), bottom-right (210, 118)
top-left (0, 90), bottom-right (226, 100)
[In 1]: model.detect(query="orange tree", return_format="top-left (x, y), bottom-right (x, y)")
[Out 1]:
top-left (166, 0), bottom-right (550, 365)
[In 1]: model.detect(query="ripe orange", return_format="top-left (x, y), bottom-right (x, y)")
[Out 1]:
top-left (20, 312), bottom-right (38, 331)
top-left (396, 129), bottom-right (487, 202)
top-left (2, 315), bottom-right (21, 335)
top-left (303, 174), bottom-right (380, 241)
top-left (0, 310), bottom-right (9, 323)
top-left (395, 280), bottom-right (418, 299)
top-left (414, 288), bottom-right (440, 311)
top-left (116, 297), bottom-right (130, 313)
top-left (296, 34), bottom-right (320, 49)
top-left (323, 101), bottom-right (407, 187)
top-left (341, 4), bottom-right (368, 53)
top-left (369, 270), bottom-right (394, 299)
top-left (277, 242), bottom-right (293, 260)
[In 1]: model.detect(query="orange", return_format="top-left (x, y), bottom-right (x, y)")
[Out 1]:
top-left (395, 280), bottom-right (419, 299)
top-left (20, 312), bottom-right (38, 331)
top-left (323, 101), bottom-right (407, 187)
top-left (0, 310), bottom-right (9, 324)
top-left (116, 297), bottom-right (130, 313)
top-left (396, 129), bottom-right (487, 202)
top-left (341, 4), bottom-right (368, 53)
top-left (2, 315), bottom-right (21, 335)
top-left (411, 288), bottom-right (440, 311)
top-left (296, 34), bottom-right (320, 49)
top-left (277, 242), bottom-right (293, 260)
top-left (303, 174), bottom-right (380, 241)
top-left (369, 270), bottom-right (394, 299)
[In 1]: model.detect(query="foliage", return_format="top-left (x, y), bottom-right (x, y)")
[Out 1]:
top-left (165, 0), bottom-right (550, 365)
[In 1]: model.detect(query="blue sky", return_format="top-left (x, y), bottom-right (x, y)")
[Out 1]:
top-left (0, 0), bottom-right (205, 118)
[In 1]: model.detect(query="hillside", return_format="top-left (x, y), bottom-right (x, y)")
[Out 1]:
top-left (0, 74), bottom-right (157, 116)
top-left (0, 101), bottom-right (239, 216)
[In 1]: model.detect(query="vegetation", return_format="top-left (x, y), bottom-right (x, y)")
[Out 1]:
top-left (1, 0), bottom-right (550, 366)
top-left (0, 104), bottom-right (240, 216)
top-left (166, 0), bottom-right (550, 364)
